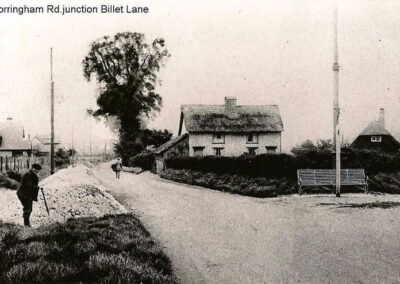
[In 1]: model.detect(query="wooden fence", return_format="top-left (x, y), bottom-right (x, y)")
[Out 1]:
top-left (0, 156), bottom-right (49, 174)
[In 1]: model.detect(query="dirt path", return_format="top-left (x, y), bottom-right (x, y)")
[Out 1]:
top-left (93, 162), bottom-right (400, 284)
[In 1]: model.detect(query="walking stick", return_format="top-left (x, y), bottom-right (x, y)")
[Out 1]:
top-left (40, 187), bottom-right (50, 216)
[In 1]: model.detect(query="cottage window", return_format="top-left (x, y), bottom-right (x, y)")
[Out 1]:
top-left (371, 136), bottom-right (382, 142)
top-left (247, 147), bottom-right (258, 155)
top-left (212, 133), bottom-right (225, 144)
top-left (266, 146), bottom-right (277, 154)
top-left (193, 147), bottom-right (204, 157)
top-left (213, 147), bottom-right (224, 157)
top-left (247, 133), bottom-right (259, 144)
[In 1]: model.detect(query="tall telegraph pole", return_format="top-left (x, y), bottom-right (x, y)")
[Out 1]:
top-left (71, 126), bottom-right (75, 166)
top-left (89, 133), bottom-right (92, 163)
top-left (333, 2), bottom-right (341, 197)
top-left (50, 48), bottom-right (55, 175)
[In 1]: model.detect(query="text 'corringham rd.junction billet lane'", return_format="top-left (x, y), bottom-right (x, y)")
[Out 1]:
top-left (0, 5), bottom-right (149, 16)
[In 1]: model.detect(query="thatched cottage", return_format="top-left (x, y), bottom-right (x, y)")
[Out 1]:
top-left (351, 108), bottom-right (400, 153)
top-left (178, 97), bottom-right (284, 156)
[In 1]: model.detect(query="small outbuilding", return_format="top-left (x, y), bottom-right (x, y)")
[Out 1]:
top-left (154, 133), bottom-right (189, 173)
top-left (351, 108), bottom-right (400, 153)
top-left (31, 135), bottom-right (61, 156)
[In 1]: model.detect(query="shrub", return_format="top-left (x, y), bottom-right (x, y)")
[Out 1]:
top-left (6, 171), bottom-right (21, 183)
top-left (0, 173), bottom-right (18, 190)
top-left (128, 151), bottom-right (155, 171)
top-left (368, 172), bottom-right (400, 194)
top-left (55, 148), bottom-right (71, 168)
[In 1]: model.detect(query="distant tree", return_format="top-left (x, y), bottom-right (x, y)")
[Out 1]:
top-left (82, 32), bottom-right (170, 163)
top-left (316, 139), bottom-right (333, 152)
top-left (291, 140), bottom-right (317, 155)
top-left (141, 129), bottom-right (172, 148)
top-left (291, 139), bottom-right (333, 155)
top-left (67, 148), bottom-right (77, 156)
top-left (55, 148), bottom-right (71, 167)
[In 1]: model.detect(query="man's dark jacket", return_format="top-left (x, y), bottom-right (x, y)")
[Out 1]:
top-left (17, 170), bottom-right (39, 201)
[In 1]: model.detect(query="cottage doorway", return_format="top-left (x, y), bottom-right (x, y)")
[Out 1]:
top-left (156, 159), bottom-right (164, 173)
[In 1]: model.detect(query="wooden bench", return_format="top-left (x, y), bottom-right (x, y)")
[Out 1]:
top-left (297, 169), bottom-right (368, 195)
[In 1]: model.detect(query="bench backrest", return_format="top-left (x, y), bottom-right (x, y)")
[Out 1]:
top-left (297, 169), bottom-right (366, 186)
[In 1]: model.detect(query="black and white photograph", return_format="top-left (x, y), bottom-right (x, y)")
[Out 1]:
top-left (1, 0), bottom-right (400, 283)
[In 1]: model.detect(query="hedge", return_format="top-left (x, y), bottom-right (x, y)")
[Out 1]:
top-left (165, 148), bottom-right (400, 179)
top-left (160, 169), bottom-right (294, 197)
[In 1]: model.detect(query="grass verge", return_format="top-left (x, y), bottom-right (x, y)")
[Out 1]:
top-left (0, 214), bottom-right (177, 284)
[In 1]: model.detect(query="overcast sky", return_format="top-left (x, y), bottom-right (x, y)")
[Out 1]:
top-left (1, 0), bottom-right (400, 153)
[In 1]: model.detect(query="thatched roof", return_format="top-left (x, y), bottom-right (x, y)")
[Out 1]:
top-left (0, 120), bottom-right (31, 151)
top-left (180, 104), bottom-right (283, 133)
top-left (154, 133), bottom-right (188, 155)
top-left (359, 121), bottom-right (392, 136)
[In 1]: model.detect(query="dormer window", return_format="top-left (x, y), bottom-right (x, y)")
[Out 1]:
top-left (247, 133), bottom-right (259, 144)
top-left (212, 133), bottom-right (225, 144)
top-left (371, 136), bottom-right (382, 142)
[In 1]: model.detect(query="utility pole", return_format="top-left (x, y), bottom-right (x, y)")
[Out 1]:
top-left (83, 140), bottom-right (86, 161)
top-left (50, 48), bottom-right (55, 175)
top-left (89, 133), bottom-right (92, 163)
top-left (332, 2), bottom-right (341, 197)
top-left (104, 141), bottom-right (107, 160)
top-left (71, 125), bottom-right (75, 166)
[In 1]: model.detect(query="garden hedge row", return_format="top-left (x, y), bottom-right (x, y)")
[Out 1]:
top-left (165, 148), bottom-right (400, 179)
top-left (160, 169), bottom-right (295, 197)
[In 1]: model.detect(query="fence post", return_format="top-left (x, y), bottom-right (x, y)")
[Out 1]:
top-left (5, 156), bottom-right (8, 171)
top-left (27, 157), bottom-right (30, 169)
top-left (0, 156), bottom-right (2, 173)
top-left (13, 157), bottom-right (16, 171)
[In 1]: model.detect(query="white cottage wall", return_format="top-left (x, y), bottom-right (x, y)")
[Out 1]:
top-left (189, 133), bottom-right (281, 156)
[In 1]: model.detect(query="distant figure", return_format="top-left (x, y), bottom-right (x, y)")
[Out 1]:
top-left (16, 163), bottom-right (42, 227)
top-left (111, 158), bottom-right (123, 179)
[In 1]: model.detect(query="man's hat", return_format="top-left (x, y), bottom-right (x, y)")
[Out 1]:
top-left (32, 164), bottom-right (42, 170)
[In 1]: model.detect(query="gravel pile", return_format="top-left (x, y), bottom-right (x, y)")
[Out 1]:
top-left (0, 164), bottom-right (127, 227)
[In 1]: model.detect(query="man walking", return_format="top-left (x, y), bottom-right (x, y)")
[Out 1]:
top-left (115, 158), bottom-right (122, 179)
top-left (16, 164), bottom-right (42, 227)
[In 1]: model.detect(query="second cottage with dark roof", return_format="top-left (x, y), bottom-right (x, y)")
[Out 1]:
top-left (178, 97), bottom-right (284, 157)
top-left (351, 108), bottom-right (400, 153)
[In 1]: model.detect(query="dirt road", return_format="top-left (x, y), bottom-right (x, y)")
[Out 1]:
top-left (93, 162), bottom-right (400, 284)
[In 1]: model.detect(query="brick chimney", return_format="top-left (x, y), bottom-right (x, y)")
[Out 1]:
top-left (224, 97), bottom-right (237, 112)
top-left (379, 108), bottom-right (385, 128)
